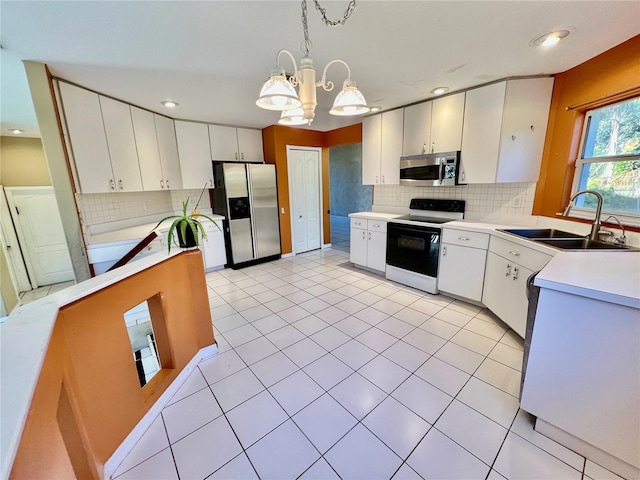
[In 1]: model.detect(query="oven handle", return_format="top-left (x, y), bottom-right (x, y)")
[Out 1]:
top-left (388, 222), bottom-right (441, 236)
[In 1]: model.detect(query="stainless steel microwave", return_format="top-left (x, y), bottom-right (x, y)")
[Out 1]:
top-left (399, 151), bottom-right (461, 187)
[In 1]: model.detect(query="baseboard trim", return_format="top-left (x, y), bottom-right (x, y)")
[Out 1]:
top-left (103, 343), bottom-right (218, 478)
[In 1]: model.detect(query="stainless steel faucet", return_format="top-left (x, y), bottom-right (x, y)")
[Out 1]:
top-left (602, 215), bottom-right (627, 245)
top-left (563, 190), bottom-right (604, 241)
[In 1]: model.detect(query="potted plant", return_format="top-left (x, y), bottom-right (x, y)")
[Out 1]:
top-left (153, 197), bottom-right (220, 253)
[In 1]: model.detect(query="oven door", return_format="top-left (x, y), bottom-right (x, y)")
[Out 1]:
top-left (386, 222), bottom-right (441, 277)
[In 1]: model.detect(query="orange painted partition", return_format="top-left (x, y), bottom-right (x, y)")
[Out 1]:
top-left (10, 251), bottom-right (214, 479)
top-left (534, 34), bottom-right (640, 217)
top-left (262, 123), bottom-right (362, 254)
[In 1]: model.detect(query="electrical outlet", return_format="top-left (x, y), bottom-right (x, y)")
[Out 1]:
top-left (512, 196), bottom-right (522, 208)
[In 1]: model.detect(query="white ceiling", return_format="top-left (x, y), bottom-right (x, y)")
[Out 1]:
top-left (1, 1), bottom-right (639, 136)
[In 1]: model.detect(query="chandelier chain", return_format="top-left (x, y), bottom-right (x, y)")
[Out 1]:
top-left (300, 0), bottom-right (357, 56)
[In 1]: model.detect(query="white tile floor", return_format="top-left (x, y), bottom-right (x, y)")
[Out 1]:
top-left (19, 280), bottom-right (75, 304)
top-left (111, 248), bottom-right (618, 480)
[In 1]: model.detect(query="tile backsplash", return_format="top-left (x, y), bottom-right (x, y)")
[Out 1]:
top-left (373, 182), bottom-right (537, 216)
top-left (77, 189), bottom-right (207, 227)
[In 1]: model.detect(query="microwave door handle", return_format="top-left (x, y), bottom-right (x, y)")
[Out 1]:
top-left (438, 161), bottom-right (444, 185)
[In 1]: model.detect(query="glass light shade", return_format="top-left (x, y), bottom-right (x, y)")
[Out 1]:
top-left (256, 74), bottom-right (301, 111)
top-left (329, 82), bottom-right (369, 116)
top-left (278, 108), bottom-right (309, 126)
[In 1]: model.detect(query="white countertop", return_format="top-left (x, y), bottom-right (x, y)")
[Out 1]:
top-left (348, 211), bottom-right (403, 220)
top-left (87, 214), bottom-right (225, 246)
top-left (535, 252), bottom-right (640, 308)
top-left (0, 250), bottom-right (180, 480)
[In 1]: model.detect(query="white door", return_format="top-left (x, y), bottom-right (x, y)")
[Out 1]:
top-left (287, 147), bottom-right (322, 254)
top-left (5, 187), bottom-right (74, 287)
top-left (0, 187), bottom-right (31, 292)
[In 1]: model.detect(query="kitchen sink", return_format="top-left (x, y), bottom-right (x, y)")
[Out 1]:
top-left (500, 228), bottom-right (584, 239)
top-left (534, 238), bottom-right (636, 251)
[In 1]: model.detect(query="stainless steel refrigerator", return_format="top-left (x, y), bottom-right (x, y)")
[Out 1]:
top-left (212, 163), bottom-right (281, 268)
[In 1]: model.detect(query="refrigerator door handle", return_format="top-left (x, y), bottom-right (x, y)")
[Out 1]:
top-left (246, 165), bottom-right (259, 258)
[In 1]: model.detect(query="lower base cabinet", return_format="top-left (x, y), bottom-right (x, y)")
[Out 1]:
top-left (200, 221), bottom-right (227, 270)
top-left (482, 237), bottom-right (552, 337)
top-left (438, 229), bottom-right (489, 302)
top-left (349, 217), bottom-right (388, 273)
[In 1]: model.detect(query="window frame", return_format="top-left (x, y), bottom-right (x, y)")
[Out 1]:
top-left (568, 97), bottom-right (640, 227)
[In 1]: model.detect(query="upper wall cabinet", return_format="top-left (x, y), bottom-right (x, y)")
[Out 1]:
top-left (460, 78), bottom-right (554, 184)
top-left (362, 109), bottom-right (403, 185)
top-left (58, 82), bottom-right (114, 194)
top-left (209, 125), bottom-right (264, 163)
top-left (99, 96), bottom-right (144, 192)
top-left (131, 108), bottom-right (183, 191)
top-left (175, 120), bottom-right (214, 190)
top-left (153, 115), bottom-right (183, 190)
top-left (431, 92), bottom-right (465, 153)
top-left (403, 102), bottom-right (432, 156)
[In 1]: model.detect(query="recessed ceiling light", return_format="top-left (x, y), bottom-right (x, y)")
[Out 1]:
top-left (10, 129), bottom-right (24, 135)
top-left (369, 106), bottom-right (382, 113)
top-left (431, 87), bottom-right (449, 95)
top-left (161, 101), bottom-right (179, 108)
top-left (533, 30), bottom-right (570, 47)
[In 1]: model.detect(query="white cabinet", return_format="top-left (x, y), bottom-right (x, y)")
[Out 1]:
top-left (349, 217), bottom-right (388, 272)
top-left (482, 236), bottom-right (552, 337)
top-left (175, 121), bottom-right (214, 190)
top-left (460, 78), bottom-right (553, 184)
top-left (438, 229), bottom-right (489, 302)
top-left (237, 128), bottom-right (264, 162)
top-left (200, 220), bottom-right (226, 270)
top-left (58, 82), bottom-right (114, 194)
top-left (209, 125), bottom-right (264, 162)
top-left (362, 115), bottom-right (381, 185)
top-left (361, 109), bottom-right (403, 185)
top-left (403, 102), bottom-right (432, 156)
top-left (154, 115), bottom-right (183, 190)
top-left (99, 96), bottom-right (143, 192)
top-left (430, 92), bottom-right (465, 153)
top-left (131, 106), bottom-right (163, 191)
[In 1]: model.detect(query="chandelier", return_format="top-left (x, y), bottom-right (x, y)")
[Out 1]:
top-left (256, 0), bottom-right (369, 126)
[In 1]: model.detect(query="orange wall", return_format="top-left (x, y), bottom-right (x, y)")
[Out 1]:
top-left (534, 34), bottom-right (640, 217)
top-left (262, 123), bottom-right (362, 254)
top-left (10, 251), bottom-right (214, 479)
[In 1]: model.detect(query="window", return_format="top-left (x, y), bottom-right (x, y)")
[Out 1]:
top-left (571, 96), bottom-right (640, 224)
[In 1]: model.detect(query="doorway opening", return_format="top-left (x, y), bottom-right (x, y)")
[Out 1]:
top-left (328, 143), bottom-right (371, 252)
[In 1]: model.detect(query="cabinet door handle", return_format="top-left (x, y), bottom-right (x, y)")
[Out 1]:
top-left (375, 175), bottom-right (379, 184)
top-left (509, 251), bottom-right (521, 257)
top-left (422, 143), bottom-right (426, 154)
top-left (511, 135), bottom-right (516, 141)
top-left (368, 232), bottom-right (371, 240)
top-left (505, 264), bottom-right (512, 277)
top-left (431, 142), bottom-right (435, 153)
top-left (241, 152), bottom-right (244, 160)
top-left (160, 180), bottom-right (165, 189)
top-left (166, 179), bottom-right (170, 189)
top-left (362, 231), bottom-right (366, 239)
top-left (442, 246), bottom-right (447, 256)
top-left (373, 224), bottom-right (380, 228)
top-left (118, 179), bottom-right (124, 190)
top-left (461, 171), bottom-right (465, 182)
top-left (110, 179), bottom-right (115, 191)
top-left (382, 175), bottom-right (385, 184)
top-left (234, 152), bottom-right (238, 161)
top-left (513, 266), bottom-right (519, 280)
top-left (458, 236), bottom-right (469, 241)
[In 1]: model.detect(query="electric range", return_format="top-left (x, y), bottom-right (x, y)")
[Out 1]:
top-left (386, 198), bottom-right (465, 294)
